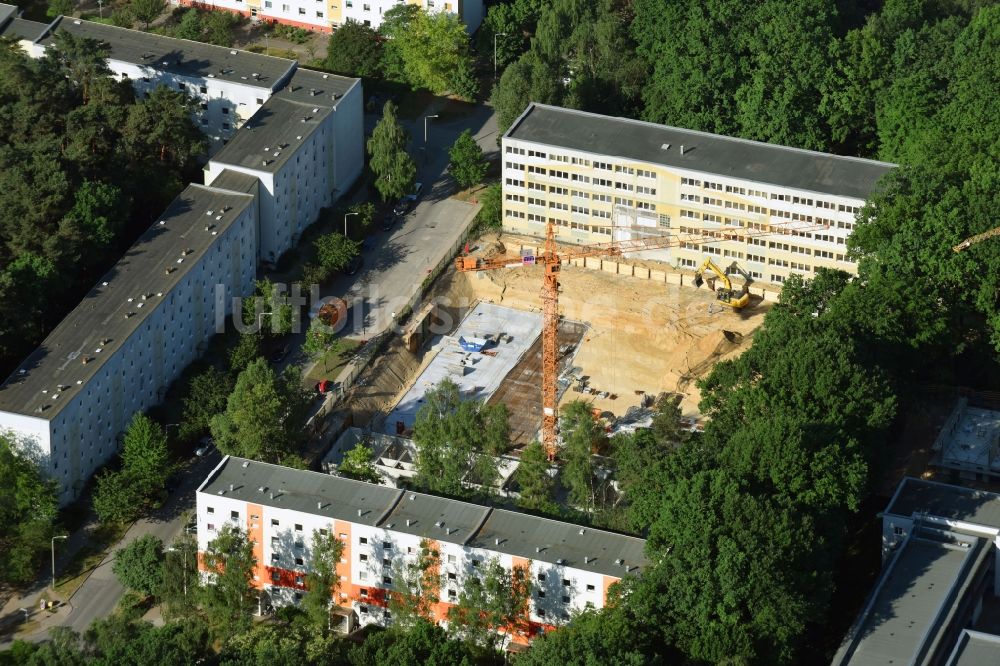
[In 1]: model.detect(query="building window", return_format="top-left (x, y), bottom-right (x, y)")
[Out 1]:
top-left (537, 591), bottom-right (546, 599)
top-left (383, 541), bottom-right (392, 550)
top-left (537, 609), bottom-right (547, 618)
top-left (271, 553), bottom-right (280, 563)
top-left (295, 557), bottom-right (304, 566)
top-left (447, 572), bottom-right (457, 580)
top-left (586, 584), bottom-right (595, 592)
top-left (207, 507), bottom-right (215, 514)
top-left (382, 576), bottom-right (392, 585)
top-left (294, 523), bottom-right (303, 532)
top-left (537, 573), bottom-right (546, 582)
top-left (230, 511), bottom-right (239, 520)
top-left (207, 523), bottom-right (215, 532)
top-left (448, 589), bottom-right (457, 598)
top-left (363, 2), bottom-right (369, 9)
top-left (294, 540), bottom-right (304, 549)
top-left (271, 518), bottom-right (279, 526)
top-left (383, 558), bottom-right (391, 567)
top-left (360, 554), bottom-right (368, 562)
top-left (271, 536), bottom-right (279, 545)
top-left (561, 595), bottom-right (570, 603)
top-left (562, 578), bottom-right (570, 586)
top-left (316, 10), bottom-right (323, 16)
top-left (298, 7), bottom-right (305, 13)
top-left (359, 537), bottom-right (368, 545)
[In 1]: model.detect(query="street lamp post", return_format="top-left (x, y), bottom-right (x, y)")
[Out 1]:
top-left (424, 114), bottom-right (439, 146)
top-left (494, 32), bottom-right (508, 80)
top-left (344, 211), bottom-right (359, 237)
top-left (50, 535), bottom-right (68, 591)
top-left (256, 310), bottom-right (273, 335)
top-left (98, 0), bottom-right (103, 18)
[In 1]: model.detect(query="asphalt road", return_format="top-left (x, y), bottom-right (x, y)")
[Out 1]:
top-left (278, 100), bottom-right (499, 373)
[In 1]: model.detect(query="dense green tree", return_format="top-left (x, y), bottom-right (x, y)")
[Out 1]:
top-left (229, 332), bottom-right (263, 375)
top-left (476, 2), bottom-right (530, 74)
top-left (93, 413), bottom-right (172, 523)
top-left (211, 358), bottom-right (307, 463)
top-left (122, 86), bottom-right (206, 167)
top-left (0, 433), bottom-right (58, 584)
top-left (173, 8), bottom-right (202, 40)
top-left (447, 130), bottom-right (488, 189)
top-left (47, 0), bottom-right (74, 19)
top-left (179, 365), bottom-right (233, 441)
top-left (412, 379), bottom-right (509, 496)
top-left (301, 529), bottom-right (345, 632)
top-left (314, 232), bottom-right (360, 273)
top-left (491, 49), bottom-right (562, 135)
top-left (475, 183), bottom-right (502, 230)
top-left (348, 621), bottom-right (490, 666)
top-left (132, 0), bottom-right (166, 30)
top-left (242, 278), bottom-right (296, 337)
top-left (302, 317), bottom-right (343, 359)
top-left (84, 614), bottom-right (211, 665)
top-left (200, 524), bottom-right (257, 640)
top-left (559, 401), bottom-right (601, 511)
top-left (514, 604), bottom-right (659, 666)
top-left (367, 101), bottom-right (415, 202)
top-left (338, 442), bottom-right (381, 484)
top-left (219, 624), bottom-right (349, 666)
top-left (112, 534), bottom-right (165, 597)
top-left (515, 441), bottom-right (557, 514)
top-left (380, 6), bottom-right (474, 94)
top-left (160, 533), bottom-right (199, 620)
top-left (447, 557), bottom-right (532, 652)
top-left (386, 538), bottom-right (440, 631)
top-left (325, 19), bottom-right (383, 78)
top-left (202, 9), bottom-right (240, 47)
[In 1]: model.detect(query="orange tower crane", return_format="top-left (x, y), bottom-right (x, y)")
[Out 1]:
top-left (456, 217), bottom-right (826, 459)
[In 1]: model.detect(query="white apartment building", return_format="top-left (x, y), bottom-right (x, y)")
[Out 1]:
top-left (176, 0), bottom-right (482, 34)
top-left (501, 103), bottom-right (897, 287)
top-left (197, 456), bottom-right (647, 645)
top-left (0, 181), bottom-right (259, 504)
top-left (833, 478), bottom-right (1000, 666)
top-left (27, 16), bottom-right (297, 152)
top-left (206, 67), bottom-right (364, 263)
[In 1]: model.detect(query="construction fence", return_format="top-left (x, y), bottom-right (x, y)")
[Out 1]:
top-left (507, 242), bottom-right (782, 304)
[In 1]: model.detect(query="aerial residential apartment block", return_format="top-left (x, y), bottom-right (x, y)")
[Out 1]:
top-left (833, 478), bottom-right (1000, 666)
top-left (196, 456), bottom-right (647, 644)
top-left (177, 0), bottom-right (483, 34)
top-left (0, 182), bottom-right (258, 505)
top-left (0, 4), bottom-right (364, 503)
top-left (205, 67), bottom-right (363, 263)
top-left (29, 17), bottom-right (298, 152)
top-left (501, 103), bottom-right (896, 287)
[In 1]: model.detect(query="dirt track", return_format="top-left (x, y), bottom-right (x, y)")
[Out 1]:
top-left (427, 238), bottom-right (771, 420)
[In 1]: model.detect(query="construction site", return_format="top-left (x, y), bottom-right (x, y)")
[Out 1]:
top-left (345, 231), bottom-right (773, 453)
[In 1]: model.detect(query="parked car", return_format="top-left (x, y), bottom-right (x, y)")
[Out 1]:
top-left (381, 213), bottom-right (396, 231)
top-left (404, 182), bottom-right (424, 203)
top-left (195, 437), bottom-right (213, 457)
top-left (392, 199), bottom-right (410, 216)
top-left (269, 344), bottom-right (290, 363)
top-left (343, 254), bottom-right (363, 275)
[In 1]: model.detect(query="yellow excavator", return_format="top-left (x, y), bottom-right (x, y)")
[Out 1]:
top-left (693, 258), bottom-right (751, 309)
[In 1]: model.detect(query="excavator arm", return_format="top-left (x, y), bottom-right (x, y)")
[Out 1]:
top-left (953, 225), bottom-right (1000, 253)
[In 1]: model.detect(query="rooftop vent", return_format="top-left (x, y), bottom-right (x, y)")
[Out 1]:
top-left (206, 210), bottom-right (214, 216)
top-left (252, 73), bottom-right (259, 80)
top-left (495, 538), bottom-right (501, 546)
top-left (76, 380), bottom-right (83, 385)
top-left (101, 281), bottom-right (109, 286)
top-left (578, 529), bottom-right (585, 535)
top-left (584, 556), bottom-right (592, 564)
top-left (435, 521), bottom-right (443, 528)
top-left (36, 405), bottom-right (49, 413)
top-left (386, 523), bottom-right (394, 529)
top-left (176, 258), bottom-right (184, 264)
top-left (317, 501), bottom-right (322, 510)
top-left (263, 159), bottom-right (272, 166)
top-left (100, 338), bottom-right (111, 345)
top-left (680, 145), bottom-right (685, 155)
top-left (358, 509), bottom-right (364, 517)
top-left (208, 73), bottom-right (215, 78)
top-left (229, 483), bottom-right (234, 492)
top-left (405, 519), bottom-right (412, 526)
top-left (322, 74), bottom-right (329, 79)
top-left (73, 19), bottom-right (81, 24)
top-left (660, 143), bottom-right (670, 150)
top-left (242, 460), bottom-right (249, 468)
top-left (408, 494), bottom-right (415, 501)
top-left (296, 135), bottom-right (302, 140)
top-left (312, 107), bottom-right (319, 113)
top-left (535, 546), bottom-right (543, 553)
top-left (124, 312), bottom-right (135, 319)
top-left (161, 61), bottom-right (168, 67)
top-left (218, 489), bottom-right (224, 495)
top-left (230, 50), bottom-right (238, 55)
top-left (165, 267), bottom-right (176, 275)
top-left (158, 220), bottom-right (166, 225)
top-left (615, 558), bottom-right (624, 566)
top-left (270, 492), bottom-right (275, 499)
top-left (94, 347), bottom-right (102, 353)
top-left (309, 88), bottom-right (316, 96)
top-left (556, 558), bottom-right (564, 565)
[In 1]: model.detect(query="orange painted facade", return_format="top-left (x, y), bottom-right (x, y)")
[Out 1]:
top-left (178, 0), bottom-right (334, 34)
top-left (246, 503), bottom-right (266, 586)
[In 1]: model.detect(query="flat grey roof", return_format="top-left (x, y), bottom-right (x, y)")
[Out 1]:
top-left (468, 509), bottom-right (648, 578)
top-left (200, 457), bottom-right (404, 528)
top-left (833, 531), bottom-right (989, 666)
top-left (39, 17), bottom-right (295, 90)
top-left (209, 68), bottom-right (358, 174)
top-left (0, 184), bottom-right (255, 418)
top-left (886, 477), bottom-right (1000, 531)
top-left (505, 103), bottom-right (896, 200)
top-left (0, 3), bottom-right (17, 29)
top-left (0, 17), bottom-right (47, 42)
top-left (946, 630), bottom-right (1000, 666)
top-left (210, 169), bottom-right (261, 195)
top-left (200, 456), bottom-right (648, 578)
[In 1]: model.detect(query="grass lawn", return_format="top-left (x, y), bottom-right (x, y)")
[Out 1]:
top-left (305, 339), bottom-right (361, 384)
